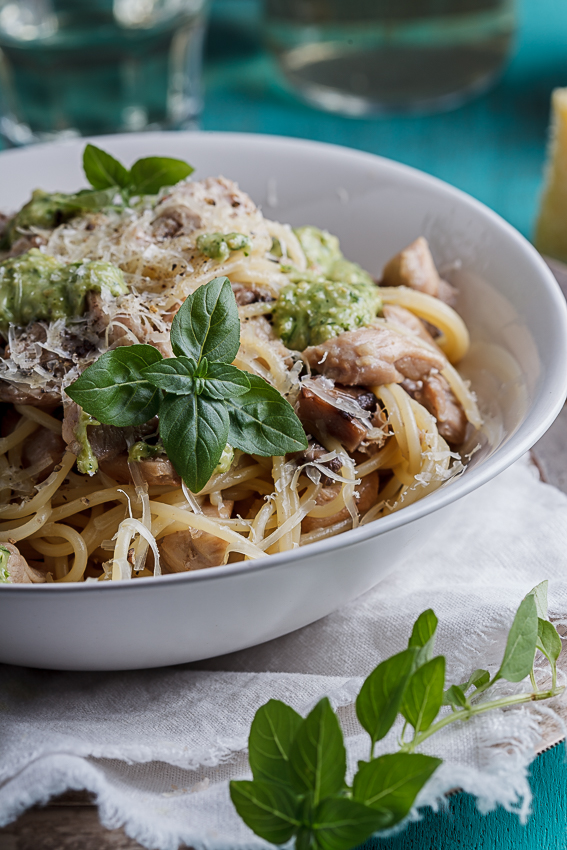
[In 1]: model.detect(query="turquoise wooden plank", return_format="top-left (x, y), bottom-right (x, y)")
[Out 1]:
top-left (364, 743), bottom-right (567, 849)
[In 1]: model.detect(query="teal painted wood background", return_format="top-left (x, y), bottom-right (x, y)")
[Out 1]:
top-left (2, 0), bottom-right (567, 844)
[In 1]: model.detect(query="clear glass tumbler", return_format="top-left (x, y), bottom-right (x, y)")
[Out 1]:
top-left (0, 0), bottom-right (210, 145)
top-left (264, 0), bottom-right (517, 116)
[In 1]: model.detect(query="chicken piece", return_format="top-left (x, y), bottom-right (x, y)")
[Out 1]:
top-left (303, 326), bottom-right (446, 387)
top-left (383, 304), bottom-right (439, 347)
top-left (295, 384), bottom-right (370, 453)
top-left (22, 426), bottom-right (65, 480)
top-left (0, 542), bottom-right (46, 583)
top-left (411, 373), bottom-right (467, 446)
top-left (381, 237), bottom-right (457, 305)
top-left (302, 471), bottom-right (378, 533)
top-left (159, 500), bottom-right (235, 573)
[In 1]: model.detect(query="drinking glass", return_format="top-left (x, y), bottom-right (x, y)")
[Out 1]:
top-left (264, 0), bottom-right (517, 115)
top-left (0, 0), bottom-right (210, 145)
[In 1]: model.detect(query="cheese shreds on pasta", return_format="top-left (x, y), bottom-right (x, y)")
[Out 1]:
top-left (0, 172), bottom-right (481, 584)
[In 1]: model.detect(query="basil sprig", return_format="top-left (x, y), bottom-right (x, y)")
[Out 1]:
top-left (66, 276), bottom-right (307, 492)
top-left (82, 143), bottom-right (194, 199)
top-left (230, 580), bottom-right (564, 850)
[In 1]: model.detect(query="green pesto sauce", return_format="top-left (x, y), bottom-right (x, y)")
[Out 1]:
top-left (273, 226), bottom-right (380, 350)
top-left (12, 189), bottom-right (67, 231)
top-left (0, 545), bottom-right (11, 583)
top-left (75, 411), bottom-right (100, 476)
top-left (196, 232), bottom-right (251, 263)
top-left (4, 189), bottom-right (78, 247)
top-left (128, 441), bottom-right (164, 463)
top-left (0, 249), bottom-right (127, 334)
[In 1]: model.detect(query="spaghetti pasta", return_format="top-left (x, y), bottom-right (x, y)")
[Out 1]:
top-left (0, 164), bottom-right (482, 584)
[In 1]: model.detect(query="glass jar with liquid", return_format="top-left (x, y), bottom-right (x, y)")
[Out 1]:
top-left (0, 0), bottom-right (210, 145)
top-left (264, 0), bottom-right (516, 115)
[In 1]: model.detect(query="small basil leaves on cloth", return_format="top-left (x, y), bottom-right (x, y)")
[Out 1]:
top-left (230, 580), bottom-right (563, 850)
top-left (66, 276), bottom-right (307, 492)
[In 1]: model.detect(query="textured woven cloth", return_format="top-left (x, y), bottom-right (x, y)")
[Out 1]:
top-left (1, 455), bottom-right (566, 850)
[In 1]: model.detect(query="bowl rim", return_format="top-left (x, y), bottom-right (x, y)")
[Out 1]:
top-left (2, 130), bottom-right (567, 594)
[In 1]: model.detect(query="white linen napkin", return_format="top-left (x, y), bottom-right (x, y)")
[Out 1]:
top-left (1, 454), bottom-right (566, 850)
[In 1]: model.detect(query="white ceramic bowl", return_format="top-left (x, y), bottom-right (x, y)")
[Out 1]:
top-left (1, 132), bottom-right (566, 671)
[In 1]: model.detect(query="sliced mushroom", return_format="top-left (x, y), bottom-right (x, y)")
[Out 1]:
top-left (159, 501), bottom-right (235, 573)
top-left (231, 282), bottom-right (275, 307)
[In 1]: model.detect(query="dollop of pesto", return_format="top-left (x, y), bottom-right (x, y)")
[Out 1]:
top-left (294, 226), bottom-right (374, 286)
top-left (0, 545), bottom-right (11, 583)
top-left (273, 279), bottom-right (381, 351)
top-left (11, 189), bottom-right (69, 233)
top-left (128, 441), bottom-right (164, 463)
top-left (197, 232), bottom-right (251, 263)
top-left (0, 249), bottom-right (127, 334)
top-left (74, 411), bottom-right (100, 476)
top-left (273, 226), bottom-right (380, 350)
top-left (2, 187), bottom-right (118, 248)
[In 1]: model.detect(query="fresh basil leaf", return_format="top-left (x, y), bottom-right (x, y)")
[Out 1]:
top-left (142, 356), bottom-right (197, 395)
top-left (460, 668), bottom-right (490, 694)
top-left (494, 594), bottom-right (538, 683)
top-left (65, 344), bottom-right (162, 427)
top-left (202, 362), bottom-right (250, 400)
top-left (289, 697), bottom-right (346, 806)
top-left (442, 684), bottom-right (468, 709)
top-left (526, 580), bottom-right (549, 621)
top-left (408, 609), bottom-right (438, 650)
top-left (408, 609), bottom-right (438, 666)
top-left (170, 277), bottom-right (240, 365)
top-left (159, 392), bottom-right (228, 492)
top-left (356, 647), bottom-right (418, 748)
top-left (229, 780), bottom-right (300, 845)
top-left (129, 156), bottom-right (194, 195)
top-left (311, 796), bottom-right (392, 850)
top-left (536, 617), bottom-right (562, 666)
top-left (401, 655), bottom-right (445, 733)
top-left (226, 374), bottom-right (307, 455)
top-left (83, 144), bottom-right (130, 190)
top-left (249, 699), bottom-right (303, 788)
top-left (352, 753), bottom-right (441, 822)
